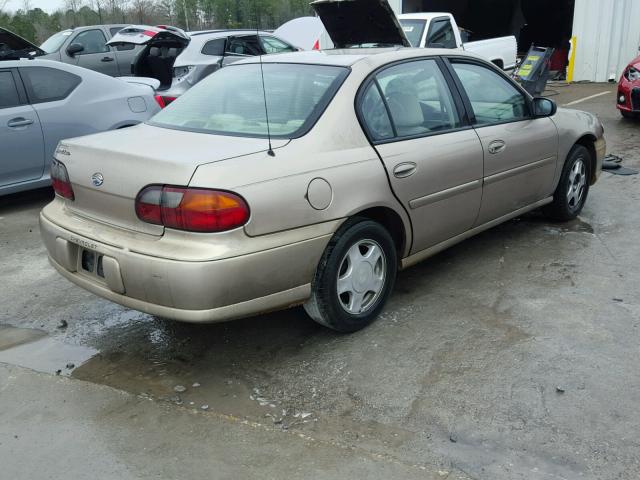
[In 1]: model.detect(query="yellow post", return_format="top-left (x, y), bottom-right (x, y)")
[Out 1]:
top-left (567, 36), bottom-right (577, 83)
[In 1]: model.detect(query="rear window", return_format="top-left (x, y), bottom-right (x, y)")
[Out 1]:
top-left (150, 63), bottom-right (349, 138)
top-left (20, 66), bottom-right (81, 103)
top-left (399, 20), bottom-right (426, 48)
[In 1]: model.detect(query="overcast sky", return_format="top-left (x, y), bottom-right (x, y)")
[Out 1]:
top-left (6, 0), bottom-right (64, 13)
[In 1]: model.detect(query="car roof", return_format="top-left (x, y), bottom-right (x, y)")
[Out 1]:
top-left (235, 47), bottom-right (480, 68)
top-left (397, 12), bottom-right (451, 19)
top-left (1, 58), bottom-right (104, 73)
top-left (189, 29), bottom-right (271, 37)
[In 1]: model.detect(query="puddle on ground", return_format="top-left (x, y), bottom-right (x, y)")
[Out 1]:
top-left (515, 214), bottom-right (595, 235)
top-left (0, 325), bottom-right (97, 376)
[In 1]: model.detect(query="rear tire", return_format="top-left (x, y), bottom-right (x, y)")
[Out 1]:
top-left (304, 218), bottom-right (397, 333)
top-left (543, 144), bottom-right (591, 221)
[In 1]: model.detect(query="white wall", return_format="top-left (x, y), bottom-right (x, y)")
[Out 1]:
top-left (572, 0), bottom-right (640, 82)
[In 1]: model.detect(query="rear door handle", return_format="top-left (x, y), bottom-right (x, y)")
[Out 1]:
top-left (393, 162), bottom-right (417, 178)
top-left (101, 56), bottom-right (114, 62)
top-left (7, 118), bottom-right (34, 128)
top-left (488, 140), bottom-right (506, 154)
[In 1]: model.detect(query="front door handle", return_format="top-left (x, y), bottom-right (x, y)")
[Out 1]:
top-left (7, 118), bottom-right (34, 128)
top-left (101, 56), bottom-right (114, 62)
top-left (393, 162), bottom-right (417, 178)
top-left (488, 140), bottom-right (506, 154)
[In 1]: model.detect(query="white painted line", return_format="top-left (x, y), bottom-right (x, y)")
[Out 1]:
top-left (563, 91), bottom-right (611, 107)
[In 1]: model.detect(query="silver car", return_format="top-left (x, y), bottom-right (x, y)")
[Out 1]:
top-left (107, 26), bottom-right (297, 103)
top-left (0, 54), bottom-right (160, 196)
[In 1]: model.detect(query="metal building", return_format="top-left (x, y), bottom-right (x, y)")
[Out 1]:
top-left (571, 0), bottom-right (640, 82)
top-left (388, 0), bottom-right (640, 82)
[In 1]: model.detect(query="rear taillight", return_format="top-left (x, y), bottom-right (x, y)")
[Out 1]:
top-left (154, 95), bottom-right (177, 108)
top-left (51, 159), bottom-right (74, 200)
top-left (135, 185), bottom-right (250, 233)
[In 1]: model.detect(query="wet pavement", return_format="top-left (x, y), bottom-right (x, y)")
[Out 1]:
top-left (1, 83), bottom-right (640, 479)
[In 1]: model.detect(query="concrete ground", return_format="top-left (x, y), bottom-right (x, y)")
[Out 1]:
top-left (1, 83), bottom-right (639, 479)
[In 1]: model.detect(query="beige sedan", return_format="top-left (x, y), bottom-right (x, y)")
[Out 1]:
top-left (41, 48), bottom-right (605, 332)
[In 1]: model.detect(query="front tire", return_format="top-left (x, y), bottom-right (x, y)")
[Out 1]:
top-left (304, 219), bottom-right (397, 333)
top-left (543, 144), bottom-right (591, 221)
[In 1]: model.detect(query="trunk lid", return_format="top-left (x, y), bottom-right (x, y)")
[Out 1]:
top-left (58, 124), bottom-right (286, 236)
top-left (0, 27), bottom-right (45, 60)
top-left (107, 25), bottom-right (190, 48)
top-left (310, 0), bottom-right (410, 48)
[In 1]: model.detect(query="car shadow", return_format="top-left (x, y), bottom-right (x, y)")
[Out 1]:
top-left (0, 187), bottom-right (54, 215)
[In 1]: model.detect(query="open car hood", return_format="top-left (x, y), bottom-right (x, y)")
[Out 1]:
top-left (310, 0), bottom-right (410, 48)
top-left (0, 27), bottom-right (45, 60)
top-left (107, 25), bottom-right (190, 47)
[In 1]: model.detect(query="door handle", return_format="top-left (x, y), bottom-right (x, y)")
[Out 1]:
top-left (7, 118), bottom-right (34, 128)
top-left (393, 162), bottom-right (417, 178)
top-left (101, 56), bottom-right (114, 62)
top-left (488, 140), bottom-right (506, 154)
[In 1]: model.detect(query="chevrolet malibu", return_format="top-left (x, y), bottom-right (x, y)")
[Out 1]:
top-left (40, 48), bottom-right (605, 332)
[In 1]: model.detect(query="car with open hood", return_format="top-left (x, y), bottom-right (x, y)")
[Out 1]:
top-left (40, 43), bottom-right (605, 332)
top-left (1, 58), bottom-right (160, 196)
top-left (617, 54), bottom-right (640, 119)
top-left (0, 27), bottom-right (44, 60)
top-left (107, 26), bottom-right (297, 104)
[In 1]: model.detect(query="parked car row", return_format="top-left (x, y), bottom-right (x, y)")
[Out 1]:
top-left (1, 28), bottom-right (161, 195)
top-left (0, 24), bottom-right (298, 195)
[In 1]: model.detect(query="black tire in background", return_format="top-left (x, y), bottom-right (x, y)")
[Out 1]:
top-left (543, 144), bottom-right (592, 221)
top-left (304, 218), bottom-right (397, 333)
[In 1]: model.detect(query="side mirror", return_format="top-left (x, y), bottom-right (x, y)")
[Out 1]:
top-left (532, 97), bottom-right (557, 117)
top-left (67, 43), bottom-right (84, 56)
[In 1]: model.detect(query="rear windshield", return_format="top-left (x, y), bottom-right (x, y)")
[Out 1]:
top-left (150, 63), bottom-right (349, 138)
top-left (399, 20), bottom-right (426, 48)
top-left (40, 30), bottom-right (72, 53)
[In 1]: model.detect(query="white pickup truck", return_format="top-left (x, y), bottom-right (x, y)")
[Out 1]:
top-left (398, 13), bottom-right (517, 71)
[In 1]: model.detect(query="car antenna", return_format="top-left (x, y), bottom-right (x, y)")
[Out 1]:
top-left (255, 3), bottom-right (275, 157)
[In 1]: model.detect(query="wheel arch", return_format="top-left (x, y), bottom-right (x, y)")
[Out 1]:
top-left (574, 134), bottom-right (598, 184)
top-left (349, 206), bottom-right (411, 260)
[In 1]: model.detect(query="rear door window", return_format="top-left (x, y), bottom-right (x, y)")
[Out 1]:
top-left (371, 59), bottom-right (461, 138)
top-left (0, 71), bottom-right (20, 108)
top-left (20, 67), bottom-right (81, 104)
top-left (427, 18), bottom-right (457, 48)
top-left (225, 36), bottom-right (262, 56)
top-left (399, 19), bottom-right (426, 48)
top-left (359, 83), bottom-right (394, 141)
top-left (72, 29), bottom-right (109, 54)
top-left (202, 38), bottom-right (226, 56)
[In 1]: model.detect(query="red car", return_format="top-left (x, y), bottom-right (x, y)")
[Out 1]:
top-left (618, 55), bottom-right (640, 119)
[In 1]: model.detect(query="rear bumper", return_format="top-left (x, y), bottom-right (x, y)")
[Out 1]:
top-left (40, 209), bottom-right (335, 323)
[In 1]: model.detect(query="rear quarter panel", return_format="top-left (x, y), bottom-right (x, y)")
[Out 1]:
top-left (25, 64), bottom-right (158, 165)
